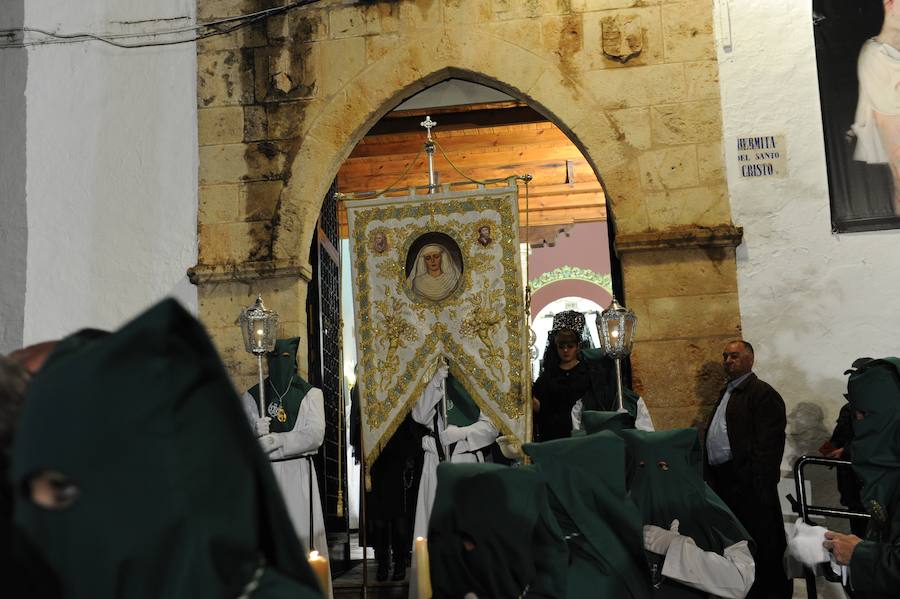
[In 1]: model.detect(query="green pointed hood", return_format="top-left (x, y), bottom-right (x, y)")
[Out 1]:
top-left (445, 373), bottom-right (481, 427)
top-left (582, 410), bottom-right (635, 434)
top-left (569, 415), bottom-right (751, 597)
top-left (428, 462), bottom-right (567, 599)
top-left (847, 357), bottom-right (900, 517)
top-left (619, 429), bottom-right (751, 555)
top-left (247, 337), bottom-right (313, 432)
top-left (525, 432), bottom-right (652, 599)
top-left (268, 337), bottom-right (302, 390)
top-left (11, 299), bottom-right (322, 599)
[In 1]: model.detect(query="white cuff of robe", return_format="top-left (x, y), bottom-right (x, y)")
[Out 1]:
top-left (259, 433), bottom-right (284, 454)
top-left (441, 424), bottom-right (467, 445)
top-left (662, 536), bottom-right (755, 599)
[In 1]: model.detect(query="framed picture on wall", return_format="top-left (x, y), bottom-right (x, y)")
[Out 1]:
top-left (814, 0), bottom-right (900, 233)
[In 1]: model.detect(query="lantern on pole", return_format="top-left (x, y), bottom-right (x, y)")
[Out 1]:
top-left (596, 296), bottom-right (638, 411)
top-left (239, 294), bottom-right (279, 417)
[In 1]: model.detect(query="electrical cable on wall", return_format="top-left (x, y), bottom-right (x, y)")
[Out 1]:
top-left (0, 0), bottom-right (320, 50)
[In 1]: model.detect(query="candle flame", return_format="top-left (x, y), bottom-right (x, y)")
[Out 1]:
top-left (309, 550), bottom-right (319, 559)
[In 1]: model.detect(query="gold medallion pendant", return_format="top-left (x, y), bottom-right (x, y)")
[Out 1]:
top-left (276, 407), bottom-right (288, 423)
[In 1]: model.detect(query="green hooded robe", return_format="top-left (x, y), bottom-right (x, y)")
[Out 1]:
top-left (444, 373), bottom-right (482, 427)
top-left (11, 299), bottom-right (323, 599)
top-left (524, 432), bottom-right (653, 599)
top-left (619, 428), bottom-right (753, 599)
top-left (246, 338), bottom-right (313, 432)
top-left (581, 412), bottom-right (754, 597)
top-left (846, 357), bottom-right (900, 598)
top-left (427, 462), bottom-right (568, 598)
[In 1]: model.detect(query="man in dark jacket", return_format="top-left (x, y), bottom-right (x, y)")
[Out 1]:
top-left (703, 340), bottom-right (791, 599)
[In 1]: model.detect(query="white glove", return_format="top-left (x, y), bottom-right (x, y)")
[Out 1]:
top-left (255, 417), bottom-right (271, 437)
top-left (258, 433), bottom-right (283, 454)
top-left (434, 363), bottom-right (449, 385)
top-left (441, 424), bottom-right (466, 444)
top-left (643, 519), bottom-right (680, 555)
top-left (788, 518), bottom-right (830, 567)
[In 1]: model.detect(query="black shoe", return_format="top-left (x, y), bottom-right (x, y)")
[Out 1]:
top-left (376, 562), bottom-right (389, 582)
top-left (392, 562), bottom-right (406, 581)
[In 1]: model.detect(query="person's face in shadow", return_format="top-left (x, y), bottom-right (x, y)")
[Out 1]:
top-left (722, 341), bottom-right (753, 381)
top-left (555, 330), bottom-right (580, 367)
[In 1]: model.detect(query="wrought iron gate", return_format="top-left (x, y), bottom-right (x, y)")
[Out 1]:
top-left (307, 181), bottom-right (347, 534)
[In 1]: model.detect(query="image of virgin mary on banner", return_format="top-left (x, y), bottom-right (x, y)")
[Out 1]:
top-left (346, 178), bottom-right (529, 466)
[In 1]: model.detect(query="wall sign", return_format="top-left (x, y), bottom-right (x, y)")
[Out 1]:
top-left (734, 134), bottom-right (787, 178)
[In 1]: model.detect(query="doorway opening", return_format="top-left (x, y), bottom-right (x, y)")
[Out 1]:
top-left (308, 77), bottom-right (620, 589)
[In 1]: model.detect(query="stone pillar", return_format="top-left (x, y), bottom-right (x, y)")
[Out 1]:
top-left (616, 225), bottom-right (744, 429)
top-left (189, 266), bottom-right (312, 393)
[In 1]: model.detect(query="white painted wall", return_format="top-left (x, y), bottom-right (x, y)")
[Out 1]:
top-left (0, 1), bottom-right (28, 354)
top-left (716, 1), bottom-right (900, 439)
top-left (15, 0), bottom-right (198, 347)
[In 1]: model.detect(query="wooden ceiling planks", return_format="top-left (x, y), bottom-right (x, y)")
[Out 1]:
top-left (335, 104), bottom-right (607, 239)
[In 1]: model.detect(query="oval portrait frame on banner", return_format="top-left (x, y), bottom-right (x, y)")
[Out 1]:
top-left (404, 231), bottom-right (464, 303)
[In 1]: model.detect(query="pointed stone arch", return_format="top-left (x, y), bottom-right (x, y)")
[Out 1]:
top-left (273, 30), bottom-right (636, 263)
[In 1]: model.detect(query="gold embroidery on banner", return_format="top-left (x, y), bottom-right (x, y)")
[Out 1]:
top-left (373, 293), bottom-right (418, 392)
top-left (348, 190), bottom-right (526, 464)
top-left (460, 285), bottom-right (504, 379)
top-left (374, 258), bottom-right (400, 283)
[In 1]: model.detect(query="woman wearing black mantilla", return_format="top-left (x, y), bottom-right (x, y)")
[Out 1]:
top-left (532, 310), bottom-right (655, 442)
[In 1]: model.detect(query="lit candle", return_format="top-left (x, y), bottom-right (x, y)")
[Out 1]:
top-left (308, 550), bottom-right (330, 594)
top-left (255, 327), bottom-right (265, 349)
top-left (415, 536), bottom-right (432, 599)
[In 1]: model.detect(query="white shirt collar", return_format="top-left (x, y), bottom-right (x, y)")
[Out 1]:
top-left (726, 371), bottom-right (753, 391)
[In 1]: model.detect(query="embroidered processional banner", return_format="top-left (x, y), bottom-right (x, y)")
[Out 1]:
top-left (347, 178), bottom-right (529, 464)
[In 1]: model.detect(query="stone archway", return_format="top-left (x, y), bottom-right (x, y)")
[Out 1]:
top-left (192, 0), bottom-right (743, 428)
top-left (273, 34), bottom-right (634, 266)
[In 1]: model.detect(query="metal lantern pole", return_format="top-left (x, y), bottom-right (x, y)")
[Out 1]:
top-left (256, 353), bottom-right (266, 417)
top-left (613, 354), bottom-right (625, 411)
top-left (239, 294), bottom-right (279, 418)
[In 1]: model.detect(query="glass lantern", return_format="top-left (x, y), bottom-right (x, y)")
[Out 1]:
top-left (239, 294), bottom-right (279, 416)
top-left (239, 294), bottom-right (278, 355)
top-left (596, 296), bottom-right (638, 411)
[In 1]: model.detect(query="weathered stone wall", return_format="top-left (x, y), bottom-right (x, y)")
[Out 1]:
top-left (194, 0), bottom-right (740, 426)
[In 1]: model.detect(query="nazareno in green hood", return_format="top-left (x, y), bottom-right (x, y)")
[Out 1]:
top-left (11, 299), bottom-right (322, 599)
top-left (525, 431), bottom-right (653, 599)
top-left (428, 462), bottom-right (568, 599)
top-left (619, 428), bottom-right (752, 555)
top-left (247, 337), bottom-right (313, 432)
top-left (847, 357), bottom-right (900, 521)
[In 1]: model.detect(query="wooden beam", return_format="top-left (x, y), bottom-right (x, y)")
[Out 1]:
top-left (349, 122), bottom-right (568, 159)
top-left (338, 159), bottom-right (597, 192)
top-left (367, 104), bottom-right (546, 136)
